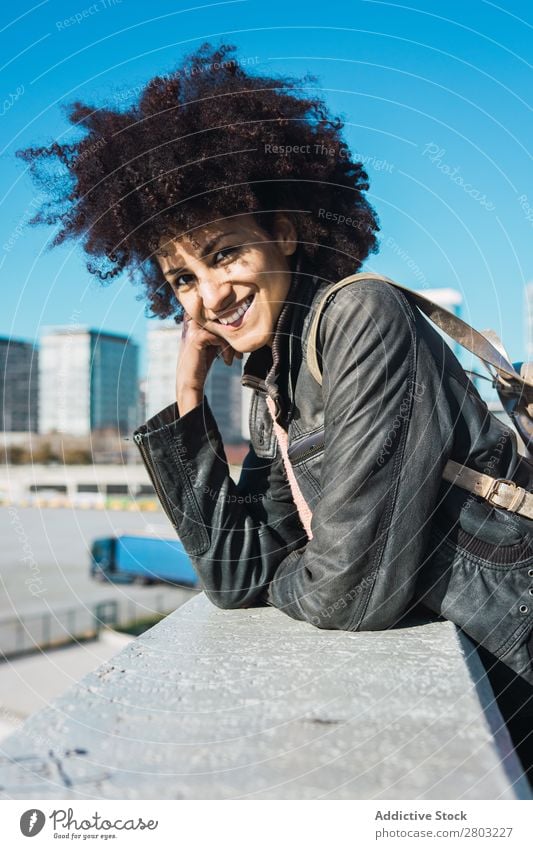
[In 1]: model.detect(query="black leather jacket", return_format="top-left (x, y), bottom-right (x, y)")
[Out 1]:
top-left (134, 271), bottom-right (533, 682)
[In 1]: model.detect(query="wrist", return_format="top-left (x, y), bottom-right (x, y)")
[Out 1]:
top-left (177, 387), bottom-right (203, 417)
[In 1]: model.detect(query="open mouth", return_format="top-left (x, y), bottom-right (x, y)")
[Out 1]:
top-left (215, 294), bottom-right (255, 328)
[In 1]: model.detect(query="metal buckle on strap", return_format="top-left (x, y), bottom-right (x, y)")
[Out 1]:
top-left (486, 478), bottom-right (526, 513)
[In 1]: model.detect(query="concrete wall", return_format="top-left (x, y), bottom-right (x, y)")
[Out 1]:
top-left (0, 595), bottom-right (530, 800)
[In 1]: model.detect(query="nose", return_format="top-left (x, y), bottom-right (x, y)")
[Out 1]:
top-left (197, 271), bottom-right (235, 316)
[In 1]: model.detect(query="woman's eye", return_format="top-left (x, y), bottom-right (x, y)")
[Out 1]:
top-left (174, 273), bottom-right (194, 287)
top-left (214, 246), bottom-right (238, 263)
top-left (169, 247), bottom-right (238, 287)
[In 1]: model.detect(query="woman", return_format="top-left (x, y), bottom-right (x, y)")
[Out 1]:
top-left (19, 44), bottom-right (533, 751)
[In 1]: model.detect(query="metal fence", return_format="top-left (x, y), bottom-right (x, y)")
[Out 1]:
top-left (0, 593), bottom-right (170, 659)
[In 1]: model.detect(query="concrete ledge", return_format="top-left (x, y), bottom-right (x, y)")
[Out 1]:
top-left (0, 595), bottom-right (530, 799)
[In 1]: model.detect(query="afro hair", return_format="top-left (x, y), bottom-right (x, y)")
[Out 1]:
top-left (17, 42), bottom-right (380, 321)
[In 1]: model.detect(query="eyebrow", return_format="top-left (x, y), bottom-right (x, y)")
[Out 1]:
top-left (163, 231), bottom-right (240, 278)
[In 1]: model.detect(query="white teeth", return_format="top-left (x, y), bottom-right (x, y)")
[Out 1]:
top-left (218, 296), bottom-right (253, 325)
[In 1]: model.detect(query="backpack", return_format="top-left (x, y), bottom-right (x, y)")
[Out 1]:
top-left (305, 272), bottom-right (533, 521)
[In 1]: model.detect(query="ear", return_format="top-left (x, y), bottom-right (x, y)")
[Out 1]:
top-left (272, 213), bottom-right (298, 256)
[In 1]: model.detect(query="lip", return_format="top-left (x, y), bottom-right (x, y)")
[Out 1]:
top-left (212, 294), bottom-right (255, 328)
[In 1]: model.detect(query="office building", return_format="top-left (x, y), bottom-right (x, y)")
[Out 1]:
top-left (0, 336), bottom-right (39, 432)
top-left (205, 354), bottom-right (244, 444)
top-left (39, 328), bottom-right (138, 436)
top-left (145, 323), bottom-right (181, 419)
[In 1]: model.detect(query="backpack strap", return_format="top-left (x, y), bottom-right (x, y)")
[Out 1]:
top-left (305, 272), bottom-right (533, 519)
top-left (306, 272), bottom-right (531, 398)
top-left (442, 459), bottom-right (533, 520)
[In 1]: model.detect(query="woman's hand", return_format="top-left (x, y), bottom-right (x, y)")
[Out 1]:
top-left (176, 314), bottom-right (243, 416)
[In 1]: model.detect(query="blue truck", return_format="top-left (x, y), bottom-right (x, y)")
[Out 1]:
top-left (90, 532), bottom-right (199, 587)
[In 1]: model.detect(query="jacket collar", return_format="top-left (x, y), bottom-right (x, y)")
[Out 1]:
top-left (241, 346), bottom-right (272, 390)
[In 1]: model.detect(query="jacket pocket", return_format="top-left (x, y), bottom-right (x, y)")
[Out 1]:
top-left (418, 523), bottom-right (533, 664)
top-left (287, 426), bottom-right (325, 465)
top-left (288, 426), bottom-right (325, 496)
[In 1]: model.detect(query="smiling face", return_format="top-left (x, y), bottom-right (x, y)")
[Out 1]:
top-left (156, 213), bottom-right (298, 352)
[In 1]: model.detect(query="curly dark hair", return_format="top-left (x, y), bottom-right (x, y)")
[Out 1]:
top-left (17, 43), bottom-right (380, 321)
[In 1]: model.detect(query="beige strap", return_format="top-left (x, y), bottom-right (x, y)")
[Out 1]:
top-left (306, 272), bottom-right (530, 395)
top-left (443, 459), bottom-right (533, 520)
top-left (306, 273), bottom-right (533, 520)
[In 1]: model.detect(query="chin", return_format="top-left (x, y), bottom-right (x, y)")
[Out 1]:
top-left (232, 320), bottom-right (271, 352)
top-left (236, 336), bottom-right (267, 353)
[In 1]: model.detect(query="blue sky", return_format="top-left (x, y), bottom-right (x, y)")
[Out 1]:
top-left (1, 0), bottom-right (531, 377)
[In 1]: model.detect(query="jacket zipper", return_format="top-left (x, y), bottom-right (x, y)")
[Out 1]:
top-left (288, 430), bottom-right (325, 464)
top-left (133, 430), bottom-right (177, 525)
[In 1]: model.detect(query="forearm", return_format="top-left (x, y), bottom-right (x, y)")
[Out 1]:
top-left (177, 388), bottom-right (203, 417)
top-left (133, 396), bottom-right (307, 608)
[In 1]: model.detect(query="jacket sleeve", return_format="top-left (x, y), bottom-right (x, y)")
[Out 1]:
top-left (133, 398), bottom-right (308, 609)
top-left (265, 280), bottom-right (455, 631)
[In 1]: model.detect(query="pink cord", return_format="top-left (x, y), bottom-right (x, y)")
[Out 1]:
top-left (265, 396), bottom-right (314, 541)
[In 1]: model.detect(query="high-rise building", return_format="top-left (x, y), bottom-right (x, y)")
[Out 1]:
top-left (205, 355), bottom-right (244, 444)
top-left (39, 328), bottom-right (138, 436)
top-left (138, 378), bottom-right (147, 426)
top-left (145, 321), bottom-right (245, 443)
top-left (145, 323), bottom-right (181, 419)
top-left (0, 337), bottom-right (39, 432)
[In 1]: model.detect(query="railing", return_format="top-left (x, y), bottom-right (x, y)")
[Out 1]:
top-left (0, 592), bottom-right (178, 658)
top-left (0, 595), bottom-right (531, 800)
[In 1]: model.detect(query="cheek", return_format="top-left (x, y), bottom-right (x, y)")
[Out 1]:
top-left (269, 273), bottom-right (291, 303)
top-left (177, 291), bottom-right (196, 317)
top-left (231, 257), bottom-right (257, 277)
top-left (237, 246), bottom-right (271, 274)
